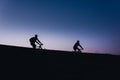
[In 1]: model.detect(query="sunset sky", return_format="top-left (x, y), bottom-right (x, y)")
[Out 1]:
top-left (0, 0), bottom-right (120, 55)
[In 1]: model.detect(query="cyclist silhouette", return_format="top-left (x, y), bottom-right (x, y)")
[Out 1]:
top-left (73, 40), bottom-right (84, 52)
top-left (29, 34), bottom-right (43, 49)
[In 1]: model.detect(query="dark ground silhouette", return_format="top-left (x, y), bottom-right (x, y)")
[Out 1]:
top-left (0, 44), bottom-right (120, 80)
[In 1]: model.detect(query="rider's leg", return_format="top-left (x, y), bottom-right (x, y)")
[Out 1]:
top-left (73, 47), bottom-right (77, 51)
top-left (78, 48), bottom-right (82, 53)
top-left (77, 48), bottom-right (80, 51)
top-left (39, 45), bottom-right (42, 49)
top-left (31, 43), bottom-right (36, 49)
top-left (33, 44), bottom-right (36, 49)
top-left (76, 47), bottom-right (81, 52)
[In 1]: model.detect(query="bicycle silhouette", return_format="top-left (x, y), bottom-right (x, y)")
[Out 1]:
top-left (36, 43), bottom-right (43, 49)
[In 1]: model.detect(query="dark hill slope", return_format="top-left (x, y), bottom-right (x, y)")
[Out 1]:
top-left (0, 44), bottom-right (120, 80)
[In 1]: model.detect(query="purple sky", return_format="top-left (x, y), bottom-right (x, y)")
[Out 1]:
top-left (0, 0), bottom-right (120, 55)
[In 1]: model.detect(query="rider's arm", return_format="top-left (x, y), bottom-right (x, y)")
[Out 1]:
top-left (36, 40), bottom-right (40, 45)
top-left (36, 39), bottom-right (43, 45)
top-left (79, 44), bottom-right (84, 50)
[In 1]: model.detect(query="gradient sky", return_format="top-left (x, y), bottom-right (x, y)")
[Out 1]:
top-left (0, 0), bottom-right (120, 55)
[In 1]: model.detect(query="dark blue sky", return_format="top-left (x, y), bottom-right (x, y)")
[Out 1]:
top-left (0, 0), bottom-right (120, 54)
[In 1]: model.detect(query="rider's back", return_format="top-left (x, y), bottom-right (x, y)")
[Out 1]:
top-left (73, 42), bottom-right (79, 48)
top-left (29, 37), bottom-right (36, 43)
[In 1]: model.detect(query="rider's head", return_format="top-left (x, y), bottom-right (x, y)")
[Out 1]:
top-left (35, 34), bottom-right (38, 38)
top-left (77, 40), bottom-right (79, 43)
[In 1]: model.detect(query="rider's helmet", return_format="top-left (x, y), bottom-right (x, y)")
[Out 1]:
top-left (34, 34), bottom-right (38, 39)
top-left (77, 40), bottom-right (79, 43)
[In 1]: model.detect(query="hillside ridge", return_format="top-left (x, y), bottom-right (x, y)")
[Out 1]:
top-left (0, 44), bottom-right (120, 80)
